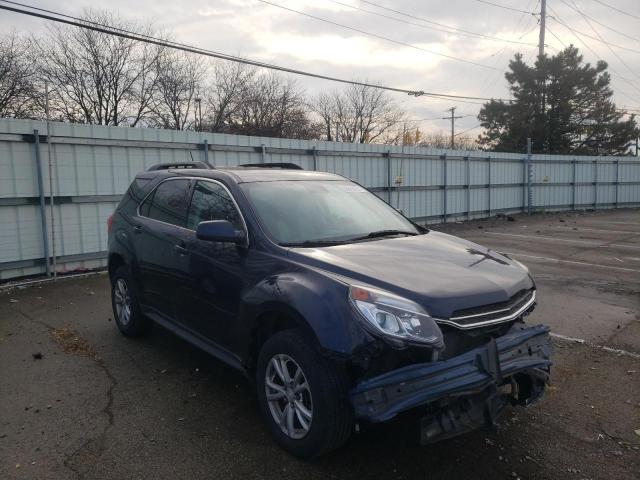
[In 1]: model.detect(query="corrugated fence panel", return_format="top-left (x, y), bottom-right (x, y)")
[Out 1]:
top-left (621, 162), bottom-right (640, 182)
top-left (1, 117), bottom-right (639, 280)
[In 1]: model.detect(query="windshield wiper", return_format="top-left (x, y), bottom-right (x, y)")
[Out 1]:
top-left (280, 230), bottom-right (419, 247)
top-left (349, 229), bottom-right (419, 241)
top-left (279, 239), bottom-right (348, 247)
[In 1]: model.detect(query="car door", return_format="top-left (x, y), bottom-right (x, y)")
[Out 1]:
top-left (135, 177), bottom-right (192, 319)
top-left (177, 179), bottom-right (247, 350)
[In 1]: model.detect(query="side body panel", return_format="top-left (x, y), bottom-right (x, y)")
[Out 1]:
top-left (178, 230), bottom-right (248, 350)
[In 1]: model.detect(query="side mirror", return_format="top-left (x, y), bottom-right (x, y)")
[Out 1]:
top-left (196, 220), bottom-right (245, 244)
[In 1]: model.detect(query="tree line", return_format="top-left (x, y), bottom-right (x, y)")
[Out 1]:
top-left (0, 9), bottom-right (636, 154)
top-left (0, 10), bottom-right (421, 145)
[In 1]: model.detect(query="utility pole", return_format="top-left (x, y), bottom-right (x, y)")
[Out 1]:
top-left (538, 0), bottom-right (546, 59)
top-left (537, 0), bottom-right (547, 151)
top-left (443, 107), bottom-right (463, 149)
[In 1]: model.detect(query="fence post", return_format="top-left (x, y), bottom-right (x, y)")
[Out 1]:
top-left (33, 130), bottom-right (51, 277)
top-left (594, 160), bottom-right (598, 210)
top-left (487, 156), bottom-right (491, 217)
top-left (572, 159), bottom-right (577, 211)
top-left (203, 139), bottom-right (210, 166)
top-left (614, 159), bottom-right (619, 208)
top-left (466, 156), bottom-right (471, 221)
top-left (526, 138), bottom-right (532, 215)
top-left (260, 144), bottom-right (266, 163)
top-left (442, 153), bottom-right (447, 223)
top-left (312, 146), bottom-right (317, 171)
top-left (384, 150), bottom-right (392, 204)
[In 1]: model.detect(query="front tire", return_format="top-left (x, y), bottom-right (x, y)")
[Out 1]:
top-left (256, 329), bottom-right (354, 459)
top-left (110, 265), bottom-right (152, 337)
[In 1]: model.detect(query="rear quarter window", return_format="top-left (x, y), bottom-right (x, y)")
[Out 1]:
top-left (129, 178), bottom-right (152, 203)
top-left (115, 177), bottom-right (153, 215)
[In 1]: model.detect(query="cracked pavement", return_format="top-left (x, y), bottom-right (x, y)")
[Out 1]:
top-left (0, 209), bottom-right (639, 479)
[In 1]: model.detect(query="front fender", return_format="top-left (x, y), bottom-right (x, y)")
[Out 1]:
top-left (239, 270), bottom-right (373, 361)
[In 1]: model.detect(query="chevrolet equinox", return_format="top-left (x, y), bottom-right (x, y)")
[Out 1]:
top-left (107, 162), bottom-right (552, 458)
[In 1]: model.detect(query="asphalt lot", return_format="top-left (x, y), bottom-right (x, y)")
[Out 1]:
top-left (1, 209), bottom-right (639, 480)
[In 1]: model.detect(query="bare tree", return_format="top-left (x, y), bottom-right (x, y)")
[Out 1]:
top-left (419, 132), bottom-right (478, 150)
top-left (149, 51), bottom-right (206, 130)
top-left (311, 82), bottom-right (405, 143)
top-left (202, 62), bottom-right (254, 133)
top-left (128, 35), bottom-right (167, 127)
top-left (311, 92), bottom-right (338, 141)
top-left (231, 73), bottom-right (319, 139)
top-left (0, 31), bottom-right (40, 118)
top-left (32, 9), bottom-right (163, 126)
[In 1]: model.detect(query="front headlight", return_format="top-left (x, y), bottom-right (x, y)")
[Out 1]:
top-left (349, 285), bottom-right (443, 348)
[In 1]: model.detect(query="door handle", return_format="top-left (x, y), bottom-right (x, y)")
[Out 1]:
top-left (133, 225), bottom-right (143, 234)
top-left (174, 241), bottom-right (188, 255)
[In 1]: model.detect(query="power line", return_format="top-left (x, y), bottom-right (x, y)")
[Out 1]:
top-left (255, 0), bottom-right (503, 71)
top-left (412, 116), bottom-right (450, 122)
top-left (0, 0), bottom-right (512, 104)
top-left (412, 114), bottom-right (474, 122)
top-left (590, 0), bottom-right (640, 22)
top-left (455, 124), bottom-right (482, 137)
top-left (474, 0), bottom-right (537, 15)
top-left (563, 0), bottom-right (640, 83)
top-left (325, 0), bottom-right (538, 47)
top-left (359, 0), bottom-right (538, 50)
top-left (477, 1), bottom-right (540, 93)
top-left (546, 4), bottom-right (640, 99)
top-left (547, 15), bottom-right (640, 55)
top-left (546, 26), bottom-right (567, 48)
top-left (558, 0), bottom-right (640, 44)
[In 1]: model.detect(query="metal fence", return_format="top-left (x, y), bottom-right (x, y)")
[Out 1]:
top-left (1, 117), bottom-right (639, 280)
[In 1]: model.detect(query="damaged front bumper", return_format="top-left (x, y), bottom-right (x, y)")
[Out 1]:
top-left (350, 324), bottom-right (552, 442)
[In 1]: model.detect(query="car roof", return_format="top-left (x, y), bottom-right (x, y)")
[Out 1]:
top-left (153, 167), bottom-right (346, 183)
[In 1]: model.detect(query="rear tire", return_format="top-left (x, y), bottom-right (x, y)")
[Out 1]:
top-left (110, 265), bottom-right (152, 337)
top-left (256, 329), bottom-right (354, 459)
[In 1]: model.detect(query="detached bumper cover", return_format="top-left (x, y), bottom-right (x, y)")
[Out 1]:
top-left (350, 324), bottom-right (552, 423)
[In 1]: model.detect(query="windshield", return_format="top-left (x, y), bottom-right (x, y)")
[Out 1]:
top-left (240, 180), bottom-right (420, 246)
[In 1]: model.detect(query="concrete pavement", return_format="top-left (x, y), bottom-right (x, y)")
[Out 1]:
top-left (1, 209), bottom-right (639, 479)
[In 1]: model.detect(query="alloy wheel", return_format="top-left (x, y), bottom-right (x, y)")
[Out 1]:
top-left (265, 354), bottom-right (313, 439)
top-left (114, 278), bottom-right (131, 326)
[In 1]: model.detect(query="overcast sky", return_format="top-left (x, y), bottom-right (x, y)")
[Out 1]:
top-left (2, 0), bottom-right (639, 136)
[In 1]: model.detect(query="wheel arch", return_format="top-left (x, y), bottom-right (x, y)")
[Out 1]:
top-left (246, 303), bottom-right (318, 371)
top-left (240, 271), bottom-right (373, 371)
top-left (108, 252), bottom-right (126, 279)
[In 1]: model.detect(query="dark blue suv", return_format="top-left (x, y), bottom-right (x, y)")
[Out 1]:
top-left (107, 162), bottom-right (551, 458)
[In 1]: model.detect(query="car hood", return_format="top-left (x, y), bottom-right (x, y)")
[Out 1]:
top-left (286, 231), bottom-right (534, 319)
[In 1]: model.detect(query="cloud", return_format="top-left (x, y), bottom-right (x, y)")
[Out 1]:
top-left (1, 0), bottom-right (638, 128)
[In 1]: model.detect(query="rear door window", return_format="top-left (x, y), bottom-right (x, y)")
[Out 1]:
top-left (186, 180), bottom-right (243, 231)
top-left (140, 179), bottom-right (191, 227)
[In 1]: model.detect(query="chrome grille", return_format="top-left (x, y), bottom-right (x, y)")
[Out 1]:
top-left (439, 289), bottom-right (536, 329)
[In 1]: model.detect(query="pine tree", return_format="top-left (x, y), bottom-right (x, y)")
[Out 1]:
top-left (478, 46), bottom-right (637, 155)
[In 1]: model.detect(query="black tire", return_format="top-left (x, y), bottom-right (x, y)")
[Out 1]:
top-left (110, 265), bottom-right (152, 337)
top-left (256, 329), bottom-right (354, 459)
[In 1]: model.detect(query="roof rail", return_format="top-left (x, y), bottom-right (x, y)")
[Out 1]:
top-left (238, 162), bottom-right (303, 170)
top-left (147, 162), bottom-right (210, 171)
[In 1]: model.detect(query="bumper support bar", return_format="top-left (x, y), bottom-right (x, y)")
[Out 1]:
top-left (350, 324), bottom-right (552, 423)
